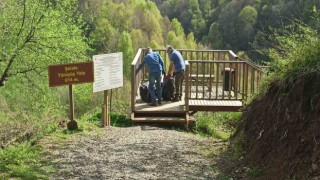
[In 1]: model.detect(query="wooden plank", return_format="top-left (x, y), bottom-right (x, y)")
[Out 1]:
top-left (188, 100), bottom-right (242, 111)
top-left (188, 100), bottom-right (242, 107)
top-left (135, 98), bottom-right (185, 112)
top-left (222, 63), bottom-right (225, 99)
top-left (235, 63), bottom-right (238, 99)
top-left (189, 105), bottom-right (241, 112)
top-left (196, 62), bottom-right (199, 99)
top-left (190, 74), bottom-right (215, 78)
top-left (133, 116), bottom-right (189, 123)
top-left (202, 62), bottom-right (205, 98)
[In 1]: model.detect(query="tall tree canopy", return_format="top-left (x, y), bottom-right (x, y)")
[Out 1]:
top-left (152, 0), bottom-right (320, 62)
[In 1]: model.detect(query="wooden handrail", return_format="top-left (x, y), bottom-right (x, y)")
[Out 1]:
top-left (153, 49), bottom-right (234, 53)
top-left (131, 48), bottom-right (143, 112)
top-left (131, 48), bottom-right (142, 65)
top-left (228, 50), bottom-right (238, 60)
top-left (238, 57), bottom-right (262, 71)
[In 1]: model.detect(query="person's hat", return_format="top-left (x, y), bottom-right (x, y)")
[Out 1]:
top-left (166, 45), bottom-right (172, 52)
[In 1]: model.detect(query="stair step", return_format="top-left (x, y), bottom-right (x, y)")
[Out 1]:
top-left (132, 116), bottom-right (186, 122)
top-left (134, 112), bottom-right (186, 117)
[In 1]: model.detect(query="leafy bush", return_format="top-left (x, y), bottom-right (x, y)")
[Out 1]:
top-left (110, 112), bottom-right (133, 127)
top-left (259, 20), bottom-right (319, 87)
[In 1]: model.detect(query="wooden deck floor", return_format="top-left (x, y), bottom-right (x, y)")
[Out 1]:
top-left (134, 85), bottom-right (242, 112)
top-left (188, 99), bottom-right (242, 111)
top-left (189, 100), bottom-right (242, 106)
top-left (135, 98), bottom-right (185, 112)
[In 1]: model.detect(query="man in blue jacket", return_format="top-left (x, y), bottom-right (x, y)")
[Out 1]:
top-left (165, 45), bottom-right (185, 102)
top-left (136, 48), bottom-right (165, 106)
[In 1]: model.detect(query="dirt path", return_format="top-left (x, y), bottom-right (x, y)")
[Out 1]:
top-left (42, 125), bottom-right (224, 179)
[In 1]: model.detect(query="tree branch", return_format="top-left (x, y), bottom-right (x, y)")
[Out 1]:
top-left (25, 72), bottom-right (44, 93)
top-left (0, 2), bottom-right (49, 87)
top-left (8, 67), bottom-right (37, 77)
top-left (0, 54), bottom-right (16, 87)
top-left (17, 0), bottom-right (26, 37)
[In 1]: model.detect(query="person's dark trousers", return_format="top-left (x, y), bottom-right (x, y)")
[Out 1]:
top-left (174, 70), bottom-right (185, 101)
top-left (149, 72), bottom-right (162, 105)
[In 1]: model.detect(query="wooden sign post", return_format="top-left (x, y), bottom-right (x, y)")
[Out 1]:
top-left (48, 61), bottom-right (94, 130)
top-left (102, 90), bottom-right (110, 127)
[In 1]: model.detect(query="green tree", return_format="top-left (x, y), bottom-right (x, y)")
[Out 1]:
top-left (0, 0), bottom-right (90, 87)
top-left (171, 18), bottom-right (185, 37)
top-left (236, 5), bottom-right (258, 50)
top-left (188, 0), bottom-right (205, 39)
top-left (186, 32), bottom-right (197, 49)
top-left (119, 31), bottom-right (134, 78)
top-left (0, 0), bottom-right (91, 150)
top-left (90, 18), bottom-right (119, 53)
top-left (208, 22), bottom-right (223, 49)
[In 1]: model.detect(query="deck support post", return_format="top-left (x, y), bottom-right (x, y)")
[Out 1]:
top-left (185, 111), bottom-right (190, 131)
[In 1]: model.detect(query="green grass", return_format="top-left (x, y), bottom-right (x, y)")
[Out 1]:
top-left (0, 143), bottom-right (54, 179)
top-left (85, 110), bottom-right (134, 127)
top-left (215, 173), bottom-right (233, 180)
top-left (0, 122), bottom-right (64, 179)
top-left (194, 112), bottom-right (242, 140)
top-left (246, 168), bottom-right (265, 178)
top-left (198, 146), bottom-right (226, 158)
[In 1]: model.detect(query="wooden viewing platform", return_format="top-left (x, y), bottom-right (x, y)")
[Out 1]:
top-left (131, 49), bottom-right (263, 126)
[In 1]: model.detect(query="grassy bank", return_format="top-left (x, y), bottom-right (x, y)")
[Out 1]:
top-left (194, 112), bottom-right (242, 140)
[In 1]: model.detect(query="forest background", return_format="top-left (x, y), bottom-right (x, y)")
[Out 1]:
top-left (0, 0), bottom-right (319, 149)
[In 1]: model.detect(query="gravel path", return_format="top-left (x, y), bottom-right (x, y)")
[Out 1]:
top-left (43, 125), bottom-right (222, 179)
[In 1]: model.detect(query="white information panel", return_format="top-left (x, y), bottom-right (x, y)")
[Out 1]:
top-left (93, 52), bottom-right (123, 92)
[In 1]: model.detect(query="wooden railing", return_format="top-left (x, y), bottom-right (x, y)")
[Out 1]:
top-left (131, 48), bottom-right (143, 112)
top-left (131, 49), bottom-right (262, 112)
top-left (185, 60), bottom-right (262, 103)
top-left (136, 49), bottom-right (239, 83)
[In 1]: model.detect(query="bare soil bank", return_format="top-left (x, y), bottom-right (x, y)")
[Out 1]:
top-left (233, 74), bottom-right (320, 179)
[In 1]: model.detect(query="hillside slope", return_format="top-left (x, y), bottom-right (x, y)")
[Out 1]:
top-left (234, 73), bottom-right (320, 179)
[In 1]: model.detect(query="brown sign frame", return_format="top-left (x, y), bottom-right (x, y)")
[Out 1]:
top-left (48, 61), bottom-right (94, 87)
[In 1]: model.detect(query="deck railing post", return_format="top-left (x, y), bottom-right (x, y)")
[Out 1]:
top-left (131, 63), bottom-right (135, 112)
top-left (185, 61), bottom-right (190, 112)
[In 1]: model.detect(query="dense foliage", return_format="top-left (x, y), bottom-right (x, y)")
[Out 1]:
top-left (0, 0), bottom-right (91, 148)
top-left (255, 20), bottom-right (320, 98)
top-left (152, 0), bottom-right (320, 62)
top-left (78, 0), bottom-right (199, 78)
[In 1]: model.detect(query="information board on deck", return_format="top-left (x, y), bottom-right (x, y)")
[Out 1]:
top-left (48, 61), bottom-right (94, 87)
top-left (93, 52), bottom-right (123, 92)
